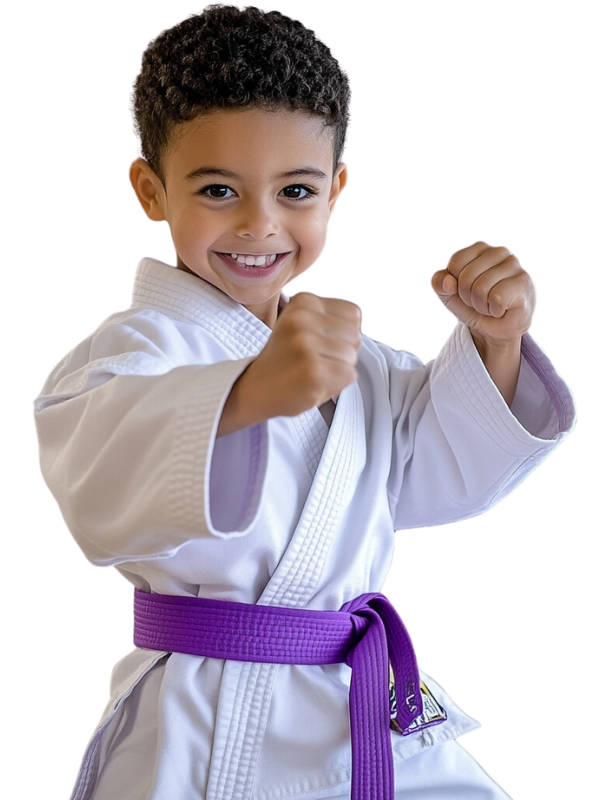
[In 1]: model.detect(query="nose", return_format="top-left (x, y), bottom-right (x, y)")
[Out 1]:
top-left (235, 197), bottom-right (279, 240)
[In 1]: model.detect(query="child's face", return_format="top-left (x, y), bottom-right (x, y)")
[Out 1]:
top-left (131, 108), bottom-right (346, 327)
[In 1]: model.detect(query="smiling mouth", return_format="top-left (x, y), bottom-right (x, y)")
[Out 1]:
top-left (219, 252), bottom-right (283, 267)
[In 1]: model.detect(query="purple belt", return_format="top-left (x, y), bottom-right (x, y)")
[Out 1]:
top-left (134, 589), bottom-right (422, 800)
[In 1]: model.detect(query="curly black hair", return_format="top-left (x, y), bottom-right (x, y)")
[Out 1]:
top-left (132, 5), bottom-right (350, 181)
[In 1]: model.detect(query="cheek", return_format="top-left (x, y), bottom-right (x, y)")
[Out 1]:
top-left (169, 230), bottom-right (212, 275)
top-left (170, 212), bottom-right (211, 253)
top-left (297, 213), bottom-right (329, 256)
top-left (311, 224), bottom-right (330, 261)
top-left (299, 220), bottom-right (329, 269)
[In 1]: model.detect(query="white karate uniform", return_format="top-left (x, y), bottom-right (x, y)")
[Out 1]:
top-left (35, 258), bottom-right (574, 800)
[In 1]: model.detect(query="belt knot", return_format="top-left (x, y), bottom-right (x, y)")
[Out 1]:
top-left (134, 589), bottom-right (422, 800)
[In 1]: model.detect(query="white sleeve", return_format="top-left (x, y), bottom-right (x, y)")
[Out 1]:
top-left (35, 331), bottom-right (268, 566)
top-left (387, 324), bottom-right (575, 529)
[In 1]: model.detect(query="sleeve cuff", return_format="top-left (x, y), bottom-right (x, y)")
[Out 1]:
top-left (434, 324), bottom-right (575, 457)
top-left (168, 357), bottom-right (269, 538)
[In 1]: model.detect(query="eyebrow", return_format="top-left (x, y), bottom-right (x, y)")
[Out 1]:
top-left (185, 166), bottom-right (328, 182)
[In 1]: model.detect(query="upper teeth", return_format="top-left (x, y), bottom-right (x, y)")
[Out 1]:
top-left (230, 253), bottom-right (277, 267)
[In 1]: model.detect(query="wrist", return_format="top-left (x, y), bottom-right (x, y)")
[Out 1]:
top-left (217, 361), bottom-right (269, 437)
top-left (469, 331), bottom-right (522, 407)
top-left (470, 330), bottom-right (522, 363)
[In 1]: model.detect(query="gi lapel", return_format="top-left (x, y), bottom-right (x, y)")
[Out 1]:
top-left (206, 380), bottom-right (366, 800)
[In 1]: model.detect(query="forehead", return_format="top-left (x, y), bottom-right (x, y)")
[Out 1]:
top-left (163, 108), bottom-right (335, 180)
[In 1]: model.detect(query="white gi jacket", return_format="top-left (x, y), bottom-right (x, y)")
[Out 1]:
top-left (35, 258), bottom-right (574, 800)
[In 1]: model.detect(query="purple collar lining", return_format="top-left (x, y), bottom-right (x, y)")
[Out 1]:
top-left (134, 589), bottom-right (422, 800)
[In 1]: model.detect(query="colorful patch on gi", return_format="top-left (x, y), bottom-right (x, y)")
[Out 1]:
top-left (389, 664), bottom-right (447, 736)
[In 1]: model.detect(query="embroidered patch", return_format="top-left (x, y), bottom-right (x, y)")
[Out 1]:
top-left (389, 664), bottom-right (447, 736)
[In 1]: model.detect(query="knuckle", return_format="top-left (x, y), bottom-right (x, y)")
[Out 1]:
top-left (287, 307), bottom-right (313, 332)
top-left (488, 287), bottom-right (505, 308)
top-left (292, 291), bottom-right (313, 303)
top-left (471, 282), bottom-right (488, 304)
top-left (290, 328), bottom-right (314, 354)
top-left (291, 292), bottom-right (319, 310)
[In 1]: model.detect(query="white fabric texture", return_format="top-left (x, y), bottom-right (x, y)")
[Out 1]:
top-left (322, 741), bottom-right (512, 799)
top-left (35, 258), bottom-right (574, 800)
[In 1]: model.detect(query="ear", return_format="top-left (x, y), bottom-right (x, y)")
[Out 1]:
top-left (328, 163), bottom-right (348, 214)
top-left (129, 158), bottom-right (167, 221)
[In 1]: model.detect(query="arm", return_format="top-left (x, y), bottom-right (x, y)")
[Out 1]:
top-left (34, 321), bottom-right (269, 566)
top-left (385, 324), bottom-right (574, 530)
top-left (36, 361), bottom-right (269, 566)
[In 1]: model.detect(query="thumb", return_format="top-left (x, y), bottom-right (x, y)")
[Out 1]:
top-left (431, 270), bottom-right (458, 306)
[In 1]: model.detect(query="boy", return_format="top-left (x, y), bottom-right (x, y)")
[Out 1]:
top-left (35, 6), bottom-right (573, 799)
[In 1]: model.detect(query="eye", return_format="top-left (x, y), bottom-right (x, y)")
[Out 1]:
top-left (199, 184), bottom-right (236, 200)
top-left (280, 184), bottom-right (315, 201)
